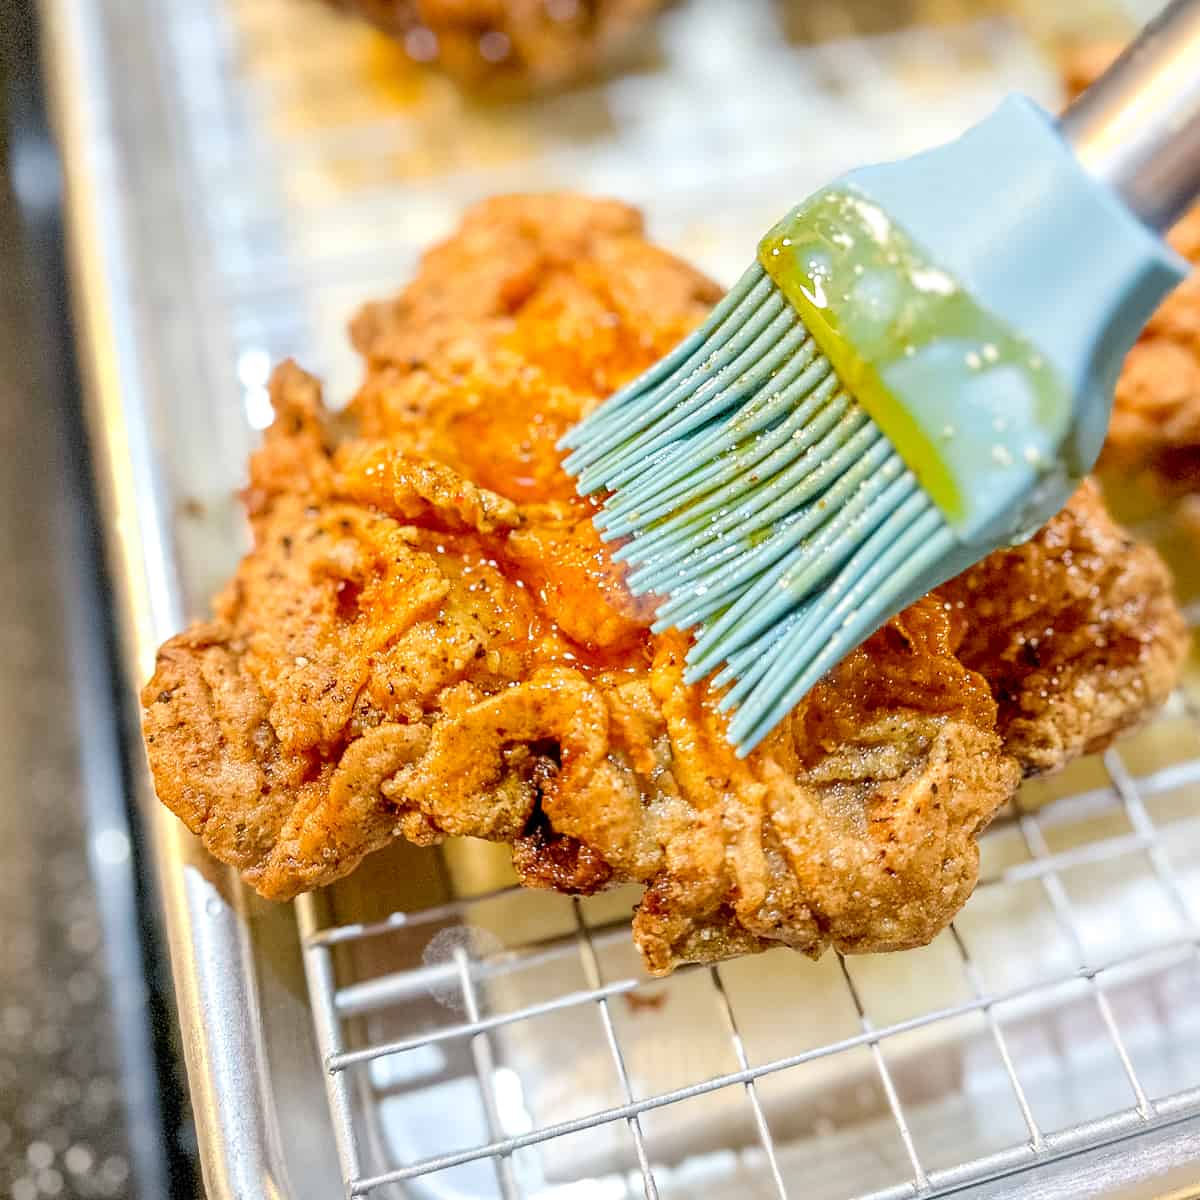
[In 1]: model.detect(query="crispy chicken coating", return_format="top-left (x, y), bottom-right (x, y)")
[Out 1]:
top-left (324, 0), bottom-right (667, 92)
top-left (938, 479), bottom-right (1185, 773)
top-left (142, 196), bottom-right (1185, 974)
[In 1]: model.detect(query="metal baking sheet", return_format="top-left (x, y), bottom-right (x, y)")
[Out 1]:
top-left (38, 0), bottom-right (1200, 1196)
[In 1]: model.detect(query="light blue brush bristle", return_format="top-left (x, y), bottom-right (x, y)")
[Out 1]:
top-left (561, 87), bottom-right (1193, 757)
top-left (561, 261), bottom-right (955, 757)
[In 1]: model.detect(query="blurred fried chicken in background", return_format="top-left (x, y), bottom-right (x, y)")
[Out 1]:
top-left (323, 0), bottom-right (668, 92)
top-left (1063, 44), bottom-right (1200, 492)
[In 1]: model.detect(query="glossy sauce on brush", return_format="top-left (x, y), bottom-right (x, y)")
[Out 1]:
top-left (759, 188), bottom-right (1070, 526)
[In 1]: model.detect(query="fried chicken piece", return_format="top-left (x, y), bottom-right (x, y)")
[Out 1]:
top-left (323, 0), bottom-right (667, 93)
top-left (1063, 44), bottom-right (1200, 489)
top-left (937, 479), bottom-right (1185, 772)
top-left (143, 196), bottom-right (1185, 974)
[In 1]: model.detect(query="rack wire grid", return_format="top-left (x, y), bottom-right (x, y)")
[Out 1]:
top-left (50, 0), bottom-right (1200, 1195)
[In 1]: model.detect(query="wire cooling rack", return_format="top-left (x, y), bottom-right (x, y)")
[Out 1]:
top-left (291, 735), bottom-right (1200, 1198)
top-left (44, 0), bottom-right (1200, 1195)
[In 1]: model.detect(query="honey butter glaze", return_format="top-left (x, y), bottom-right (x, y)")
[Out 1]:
top-left (759, 188), bottom-right (1074, 532)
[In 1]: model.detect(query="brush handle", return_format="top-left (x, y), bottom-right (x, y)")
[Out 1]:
top-left (1059, 0), bottom-right (1200, 233)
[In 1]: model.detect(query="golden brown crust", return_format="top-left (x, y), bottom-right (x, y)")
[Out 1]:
top-left (937, 479), bottom-right (1186, 773)
top-left (142, 194), bottom-right (1185, 974)
top-left (323, 0), bottom-right (667, 93)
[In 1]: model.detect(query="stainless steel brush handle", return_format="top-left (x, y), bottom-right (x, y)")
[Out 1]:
top-left (1059, 0), bottom-right (1200, 233)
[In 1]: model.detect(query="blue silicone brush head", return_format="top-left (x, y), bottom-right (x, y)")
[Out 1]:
top-left (561, 93), bottom-right (1189, 756)
top-left (562, 254), bottom-right (954, 753)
